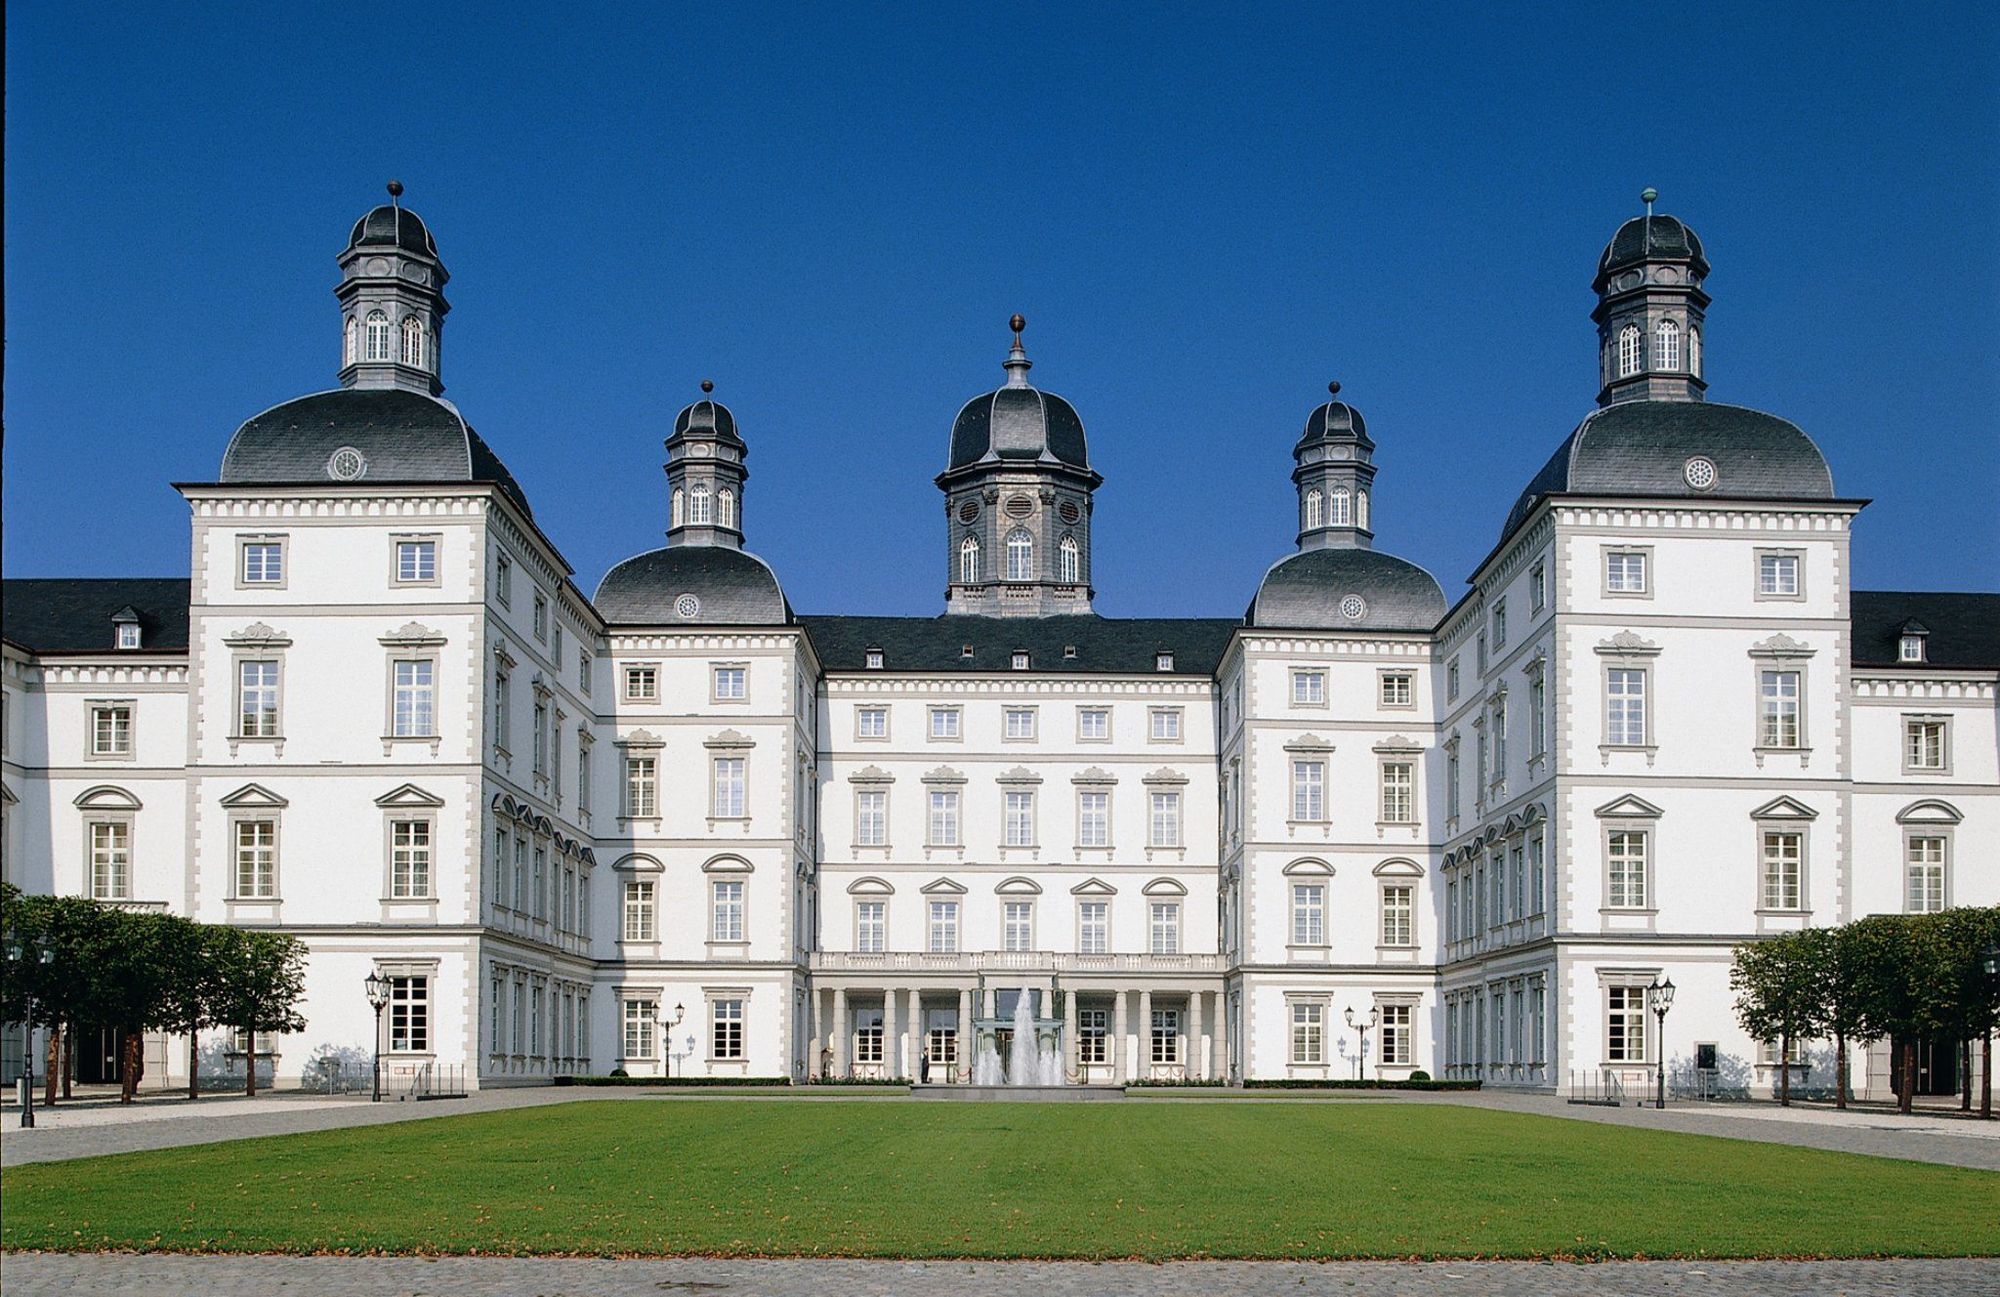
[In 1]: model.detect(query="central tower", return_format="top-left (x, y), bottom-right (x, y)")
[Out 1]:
top-left (936, 316), bottom-right (1102, 616)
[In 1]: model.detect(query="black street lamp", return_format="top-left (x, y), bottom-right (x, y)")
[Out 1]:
top-left (7, 938), bottom-right (54, 1129)
top-left (364, 971), bottom-right (390, 1102)
top-left (662, 1003), bottom-right (685, 1078)
top-left (1344, 1006), bottom-right (1380, 1081)
top-left (1649, 977), bottom-right (1676, 1109)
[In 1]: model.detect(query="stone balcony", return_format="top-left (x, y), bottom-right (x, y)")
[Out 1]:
top-left (810, 949), bottom-right (1225, 975)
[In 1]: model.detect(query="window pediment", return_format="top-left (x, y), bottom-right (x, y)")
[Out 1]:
top-left (618, 728), bottom-right (664, 750)
top-left (1282, 857), bottom-right (1334, 876)
top-left (702, 854), bottom-right (754, 873)
top-left (1284, 733), bottom-right (1334, 754)
top-left (1748, 632), bottom-right (1815, 660)
top-left (1071, 766), bottom-right (1119, 786)
top-left (612, 852), bottom-right (664, 873)
top-left (919, 877), bottom-right (967, 895)
top-left (379, 621), bottom-right (447, 648)
top-left (1373, 858), bottom-right (1424, 878)
top-left (1141, 876), bottom-right (1187, 896)
top-left (1749, 795), bottom-right (1818, 822)
top-left (223, 622), bottom-right (292, 649)
top-left (996, 876), bottom-right (1043, 895)
top-left (922, 766), bottom-right (967, 786)
top-left (846, 876), bottom-right (895, 895)
top-left (1142, 767), bottom-right (1189, 787)
top-left (1895, 798), bottom-right (1963, 825)
top-left (1069, 876), bottom-right (1118, 896)
top-left (1594, 794), bottom-right (1663, 819)
top-left (218, 782), bottom-right (289, 809)
top-left (73, 784), bottom-right (142, 811)
top-left (996, 765), bottom-right (1043, 786)
top-left (373, 782), bottom-right (444, 809)
top-left (1372, 735), bottom-right (1420, 754)
top-left (1594, 630), bottom-right (1661, 659)
top-left (704, 729), bottom-right (755, 751)
top-left (847, 765), bottom-right (895, 785)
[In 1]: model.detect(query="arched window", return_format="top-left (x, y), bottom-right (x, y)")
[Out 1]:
top-left (1005, 529), bottom-right (1034, 581)
top-left (1058, 535), bottom-right (1080, 584)
top-left (1329, 487), bottom-right (1352, 527)
top-left (959, 535), bottom-right (981, 584)
top-left (365, 311), bottom-right (392, 362)
top-left (1688, 327), bottom-right (1701, 377)
top-left (1357, 489), bottom-right (1371, 531)
top-left (1304, 489), bottom-right (1323, 530)
top-left (689, 482), bottom-right (713, 525)
top-left (344, 316), bottom-right (357, 365)
top-left (1654, 319), bottom-right (1679, 370)
top-left (672, 488), bottom-right (685, 527)
top-left (401, 314), bottom-right (426, 369)
top-left (717, 488), bottom-right (736, 528)
top-left (1617, 324), bottom-right (1642, 377)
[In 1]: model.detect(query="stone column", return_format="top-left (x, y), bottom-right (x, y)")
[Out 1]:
top-left (831, 988), bottom-right (848, 1079)
top-left (896, 988), bottom-right (912, 1081)
top-left (957, 987), bottom-right (972, 1081)
top-left (1062, 987), bottom-right (1079, 1083)
top-left (1138, 989), bottom-right (1154, 1084)
top-left (1189, 990), bottom-right (1205, 1081)
top-left (1213, 993), bottom-right (1228, 1081)
top-left (1112, 990), bottom-right (1129, 1085)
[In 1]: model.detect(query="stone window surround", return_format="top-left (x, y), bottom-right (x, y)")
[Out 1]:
top-left (850, 768), bottom-right (893, 850)
top-left (704, 730), bottom-right (755, 824)
top-left (376, 783), bottom-right (445, 904)
top-left (927, 705), bottom-right (963, 742)
top-left (1374, 858), bottom-right (1423, 949)
top-left (1750, 797), bottom-right (1817, 918)
top-left (1147, 705), bottom-right (1185, 743)
top-left (705, 987), bottom-right (752, 1065)
top-left (234, 532), bottom-right (289, 591)
top-left (1289, 666), bottom-right (1329, 708)
top-left (710, 661), bottom-right (751, 705)
top-left (225, 623), bottom-right (293, 755)
top-left (1598, 967), bottom-right (1663, 1067)
top-left (1283, 858), bottom-right (1333, 951)
top-left (853, 703), bottom-right (891, 742)
top-left (1595, 631), bottom-right (1660, 763)
top-left (85, 698), bottom-right (138, 761)
top-left (1595, 795), bottom-right (1662, 921)
top-left (1002, 704), bottom-right (1039, 742)
top-left (1753, 546), bottom-right (1807, 602)
top-left (75, 785), bottom-right (140, 902)
top-left (380, 622), bottom-right (447, 754)
top-left (1074, 704), bottom-right (1112, 743)
top-left (705, 856), bottom-right (753, 953)
top-left (220, 783), bottom-right (289, 908)
top-left (1901, 713), bottom-right (1953, 777)
top-left (1601, 544), bottom-right (1654, 599)
top-left (622, 662), bottom-right (662, 703)
top-left (1897, 800), bottom-right (1961, 912)
top-left (1073, 768), bottom-right (1117, 850)
top-left (388, 532), bottom-right (444, 588)
top-left (1376, 668), bottom-right (1416, 711)
top-left (375, 958), bottom-right (441, 1058)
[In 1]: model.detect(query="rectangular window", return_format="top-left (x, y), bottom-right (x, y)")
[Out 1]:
top-left (1606, 668), bottom-right (1648, 746)
top-left (624, 756), bottom-right (657, 818)
top-left (711, 757), bottom-right (746, 818)
top-left (1381, 1003), bottom-right (1412, 1066)
top-left (1292, 882), bottom-right (1326, 945)
top-left (930, 707), bottom-right (961, 739)
top-left (713, 666), bottom-right (747, 700)
top-left (1529, 671), bottom-right (1547, 758)
top-left (1906, 836), bottom-right (1946, 913)
top-left (88, 821), bottom-right (131, 900)
top-left (578, 744), bottom-right (592, 812)
top-left (1529, 834), bottom-right (1546, 915)
top-left (234, 819), bottom-right (276, 898)
top-left (1079, 1007), bottom-right (1108, 1064)
top-left (390, 820), bottom-right (432, 898)
top-left (1904, 718), bottom-right (1947, 771)
top-left (1382, 884), bottom-right (1413, 946)
top-left (1150, 1008), bottom-right (1181, 1065)
top-left (1447, 658), bottom-right (1460, 702)
top-left (1380, 761), bottom-right (1414, 823)
top-left (389, 975), bottom-right (430, 1052)
top-left (855, 899), bottom-right (886, 952)
top-left (1291, 669), bottom-right (1326, 706)
top-left (532, 593), bottom-right (548, 641)
top-left (928, 899), bottom-right (959, 952)
top-left (1149, 791), bottom-right (1183, 847)
top-left (1078, 791), bottom-right (1109, 847)
top-left (578, 647), bottom-right (591, 693)
top-left (395, 538), bottom-right (438, 583)
top-left (493, 671), bottom-right (510, 752)
top-left (712, 879), bottom-right (745, 941)
top-left (856, 790), bottom-right (887, 846)
top-left (1491, 703), bottom-right (1507, 774)
top-left (1761, 831), bottom-right (1803, 910)
top-left (392, 659), bottom-right (436, 737)
top-left (622, 880), bottom-right (656, 941)
top-left (1530, 561), bottom-right (1547, 612)
top-left (1149, 708), bottom-right (1182, 741)
top-left (1607, 830), bottom-right (1648, 909)
top-left (927, 789), bottom-right (961, 846)
top-left (90, 704), bottom-right (133, 756)
top-left (1759, 670), bottom-right (1801, 748)
top-left (1900, 635), bottom-right (1926, 663)
top-left (1477, 631), bottom-right (1488, 671)
top-left (531, 847), bottom-right (546, 920)
top-left (241, 540), bottom-right (284, 585)
top-left (1291, 759), bottom-right (1325, 821)
top-left (532, 702), bottom-right (548, 774)
top-left (1003, 900), bottom-right (1034, 951)
top-left (624, 666), bottom-right (658, 702)
top-left (1491, 599), bottom-right (1507, 649)
top-left (1759, 552), bottom-right (1801, 597)
top-left (991, 788), bottom-right (1032, 847)
top-left (1606, 549), bottom-right (1649, 594)
top-left (1606, 986), bottom-right (1646, 1063)
top-left (1291, 1002), bottom-right (1324, 1064)
top-left (238, 660), bottom-right (280, 737)
top-left (1379, 672), bottom-right (1413, 707)
top-left (1149, 901), bottom-right (1181, 955)
top-left (1446, 751), bottom-right (1461, 820)
top-left (1004, 707), bottom-right (1036, 740)
top-left (711, 999), bottom-right (744, 1060)
top-left (1078, 708), bottom-right (1109, 740)
top-left (622, 999), bottom-right (656, 1060)
top-left (494, 551), bottom-right (512, 605)
top-left (853, 1006), bottom-right (885, 1064)
top-left (857, 707), bottom-right (888, 739)
top-left (1078, 901), bottom-right (1108, 954)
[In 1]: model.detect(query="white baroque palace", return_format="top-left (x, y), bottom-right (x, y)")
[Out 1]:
top-left (3, 193), bottom-right (1994, 1099)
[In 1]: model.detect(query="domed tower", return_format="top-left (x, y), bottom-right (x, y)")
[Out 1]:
top-left (937, 316), bottom-right (1102, 617)
top-left (1293, 382), bottom-right (1376, 550)
top-left (665, 382), bottom-right (748, 549)
top-left (336, 181), bottom-right (449, 396)
top-left (1593, 188), bottom-right (1708, 406)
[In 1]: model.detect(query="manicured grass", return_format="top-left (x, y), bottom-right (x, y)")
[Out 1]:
top-left (3, 1099), bottom-right (1995, 1259)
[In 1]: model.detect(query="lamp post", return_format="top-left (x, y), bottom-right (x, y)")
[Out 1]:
top-left (8, 939), bottom-right (54, 1128)
top-left (1649, 976), bottom-right (1676, 1109)
top-left (1344, 1006), bottom-right (1379, 1081)
top-left (363, 971), bottom-right (390, 1103)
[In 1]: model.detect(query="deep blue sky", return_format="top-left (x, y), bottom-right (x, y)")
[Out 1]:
top-left (6, 4), bottom-right (1996, 615)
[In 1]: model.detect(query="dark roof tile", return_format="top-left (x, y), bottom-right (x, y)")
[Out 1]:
top-left (1851, 591), bottom-right (2000, 670)
top-left (2, 578), bottom-right (191, 654)
top-left (801, 614), bottom-right (1237, 675)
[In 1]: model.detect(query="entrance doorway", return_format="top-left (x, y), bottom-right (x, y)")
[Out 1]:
top-left (75, 1025), bottom-right (124, 1085)
top-left (1891, 1037), bottom-right (1961, 1097)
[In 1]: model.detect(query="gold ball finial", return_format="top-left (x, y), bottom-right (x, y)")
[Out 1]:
top-left (1009, 313), bottom-right (1026, 335)
top-left (700, 379), bottom-right (715, 394)
top-left (1327, 381), bottom-right (1342, 396)
top-left (387, 179), bottom-right (404, 199)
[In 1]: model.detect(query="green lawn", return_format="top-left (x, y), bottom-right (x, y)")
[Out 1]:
top-left (3, 1099), bottom-right (1995, 1259)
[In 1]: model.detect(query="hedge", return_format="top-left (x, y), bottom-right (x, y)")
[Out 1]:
top-left (1243, 1078), bottom-right (1481, 1091)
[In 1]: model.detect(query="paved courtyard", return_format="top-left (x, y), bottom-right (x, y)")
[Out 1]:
top-left (3, 1255), bottom-right (1998, 1296)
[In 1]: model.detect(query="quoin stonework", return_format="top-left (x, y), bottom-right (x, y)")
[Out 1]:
top-left (3, 190), bottom-right (1993, 1099)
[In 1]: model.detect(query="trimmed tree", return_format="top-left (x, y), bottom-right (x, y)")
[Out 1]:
top-left (1846, 912), bottom-right (1957, 1114)
top-left (207, 928), bottom-right (310, 1096)
top-left (1816, 922), bottom-right (1873, 1110)
top-left (1731, 930), bottom-right (1826, 1105)
top-left (151, 916), bottom-right (227, 1100)
top-left (1935, 906), bottom-right (2000, 1120)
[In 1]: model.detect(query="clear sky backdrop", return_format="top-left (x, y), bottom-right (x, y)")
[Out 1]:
top-left (6, 4), bottom-right (1997, 616)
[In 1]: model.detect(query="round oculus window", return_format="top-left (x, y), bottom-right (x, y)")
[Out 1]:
top-left (1338, 594), bottom-right (1367, 620)
top-left (327, 446), bottom-right (368, 481)
top-left (1058, 500), bottom-right (1081, 523)
top-left (1683, 456), bottom-right (1718, 491)
top-left (1004, 494), bottom-right (1034, 519)
top-left (674, 593), bottom-right (701, 619)
top-left (958, 500), bottom-right (980, 524)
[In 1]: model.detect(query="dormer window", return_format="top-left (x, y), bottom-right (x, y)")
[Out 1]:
top-left (1063, 645), bottom-right (1078, 660)
top-left (116, 623), bottom-right (142, 650)
top-left (1011, 650), bottom-right (1030, 671)
top-left (960, 644), bottom-right (975, 659)
top-left (864, 648), bottom-right (884, 670)
top-left (1900, 634), bottom-right (1927, 663)
top-left (1155, 652), bottom-right (1174, 672)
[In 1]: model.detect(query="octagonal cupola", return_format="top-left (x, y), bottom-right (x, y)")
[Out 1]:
top-left (1293, 382), bottom-right (1377, 549)
top-left (664, 381), bottom-right (748, 549)
top-left (336, 181), bottom-right (449, 396)
top-left (1594, 188), bottom-right (1709, 406)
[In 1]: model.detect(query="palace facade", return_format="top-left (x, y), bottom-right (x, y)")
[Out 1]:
top-left (3, 194), bottom-right (1994, 1098)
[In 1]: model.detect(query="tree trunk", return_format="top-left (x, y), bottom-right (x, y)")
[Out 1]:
top-left (61, 1023), bottom-right (74, 1098)
top-left (42, 1025), bottom-right (59, 1107)
top-left (244, 1027), bottom-right (258, 1098)
top-left (1898, 1038), bottom-right (1916, 1114)
top-left (1983, 1033), bottom-right (1992, 1120)
top-left (1779, 1031), bottom-right (1792, 1107)
top-left (120, 1030), bottom-right (144, 1103)
top-left (1963, 1039), bottom-right (1974, 1112)
top-left (1834, 1029), bottom-right (1848, 1110)
top-left (187, 1026), bottom-right (200, 1101)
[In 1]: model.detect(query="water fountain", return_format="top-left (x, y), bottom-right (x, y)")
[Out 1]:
top-left (915, 983), bottom-right (1117, 1098)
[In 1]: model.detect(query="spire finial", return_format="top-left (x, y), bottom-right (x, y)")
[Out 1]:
top-left (1327, 381), bottom-right (1341, 397)
top-left (1002, 313), bottom-right (1032, 388)
top-left (1641, 186), bottom-right (1657, 216)
top-left (387, 179), bottom-right (404, 208)
top-left (700, 379), bottom-right (715, 394)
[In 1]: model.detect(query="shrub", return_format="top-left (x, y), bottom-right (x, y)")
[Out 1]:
top-left (1409, 1070), bottom-right (1431, 1082)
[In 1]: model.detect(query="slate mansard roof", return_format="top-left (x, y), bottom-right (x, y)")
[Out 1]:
top-left (1501, 400), bottom-right (1837, 543)
top-left (1851, 591), bottom-right (2000, 670)
top-left (1, 578), bottom-right (192, 654)
top-left (946, 386), bottom-right (1092, 475)
top-left (593, 546), bottom-right (792, 626)
top-left (347, 204), bottom-right (440, 258)
top-left (1596, 213), bottom-right (1708, 288)
top-left (1248, 548), bottom-right (1448, 633)
top-left (218, 388), bottom-right (534, 517)
top-left (801, 615), bottom-right (1240, 675)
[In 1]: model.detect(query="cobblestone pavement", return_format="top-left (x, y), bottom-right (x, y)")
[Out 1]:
top-left (3, 1255), bottom-right (1998, 1296)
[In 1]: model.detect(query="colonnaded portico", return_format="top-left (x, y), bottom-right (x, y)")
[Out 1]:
top-left (808, 953), bottom-right (1227, 1084)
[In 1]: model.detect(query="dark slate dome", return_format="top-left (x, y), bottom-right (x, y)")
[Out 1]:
top-left (593, 546), bottom-right (791, 626)
top-left (220, 388), bottom-right (532, 516)
top-left (1296, 398), bottom-right (1374, 452)
top-left (947, 386), bottom-right (1091, 472)
top-left (347, 205), bottom-right (439, 257)
top-left (673, 397), bottom-right (742, 444)
top-left (1595, 214), bottom-right (1707, 288)
top-left (1250, 548), bottom-right (1446, 632)
top-left (1502, 400), bottom-right (1835, 541)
